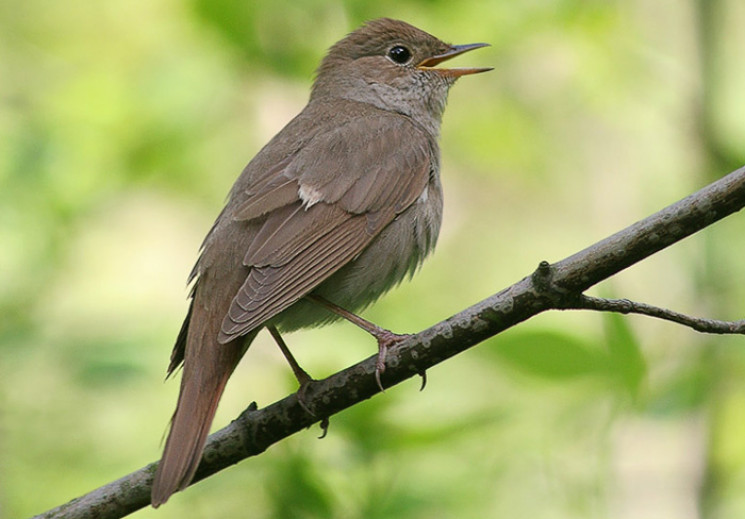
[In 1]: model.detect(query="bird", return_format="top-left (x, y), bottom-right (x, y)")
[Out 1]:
top-left (151, 17), bottom-right (490, 507)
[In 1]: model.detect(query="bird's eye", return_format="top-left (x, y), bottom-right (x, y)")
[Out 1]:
top-left (387, 45), bottom-right (412, 65)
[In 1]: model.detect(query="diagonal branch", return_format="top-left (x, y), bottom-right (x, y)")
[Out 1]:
top-left (561, 295), bottom-right (745, 334)
top-left (32, 166), bottom-right (745, 519)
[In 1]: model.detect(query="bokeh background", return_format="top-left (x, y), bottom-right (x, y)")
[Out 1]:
top-left (2, 1), bottom-right (745, 518)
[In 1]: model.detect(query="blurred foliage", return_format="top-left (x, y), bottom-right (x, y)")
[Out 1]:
top-left (1, 0), bottom-right (745, 518)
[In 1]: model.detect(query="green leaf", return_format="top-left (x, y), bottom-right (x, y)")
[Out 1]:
top-left (490, 330), bottom-right (610, 380)
top-left (603, 312), bottom-right (646, 398)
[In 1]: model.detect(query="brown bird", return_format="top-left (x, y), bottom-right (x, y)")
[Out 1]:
top-left (151, 18), bottom-right (490, 507)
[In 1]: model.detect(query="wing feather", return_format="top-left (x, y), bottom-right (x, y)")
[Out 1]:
top-left (217, 113), bottom-right (433, 343)
top-left (219, 211), bottom-right (370, 341)
top-left (233, 178), bottom-right (299, 222)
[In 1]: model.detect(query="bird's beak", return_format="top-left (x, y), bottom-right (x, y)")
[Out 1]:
top-left (416, 43), bottom-right (492, 78)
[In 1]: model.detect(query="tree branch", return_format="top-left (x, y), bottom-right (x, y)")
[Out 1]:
top-left (32, 166), bottom-right (745, 519)
top-left (562, 295), bottom-right (745, 334)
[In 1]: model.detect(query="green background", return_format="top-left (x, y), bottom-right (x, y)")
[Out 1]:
top-left (2, 0), bottom-right (745, 517)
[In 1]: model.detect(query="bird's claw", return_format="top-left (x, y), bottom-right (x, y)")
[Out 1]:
top-left (373, 331), bottom-right (411, 392)
top-left (418, 369), bottom-right (427, 391)
top-left (296, 379), bottom-right (316, 417)
top-left (318, 417), bottom-right (330, 439)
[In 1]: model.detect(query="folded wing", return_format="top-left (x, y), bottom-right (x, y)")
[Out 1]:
top-left (218, 114), bottom-right (432, 343)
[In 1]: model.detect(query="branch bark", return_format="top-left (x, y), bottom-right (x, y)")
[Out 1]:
top-left (32, 166), bottom-right (745, 519)
top-left (563, 295), bottom-right (745, 333)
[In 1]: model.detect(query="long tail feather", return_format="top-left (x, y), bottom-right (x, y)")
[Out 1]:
top-left (151, 321), bottom-right (256, 507)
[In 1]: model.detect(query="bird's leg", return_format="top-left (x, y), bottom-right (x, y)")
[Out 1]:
top-left (267, 325), bottom-right (312, 385)
top-left (267, 325), bottom-right (316, 417)
top-left (305, 294), bottom-right (412, 391)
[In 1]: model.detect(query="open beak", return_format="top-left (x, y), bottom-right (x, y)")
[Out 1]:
top-left (416, 43), bottom-right (492, 78)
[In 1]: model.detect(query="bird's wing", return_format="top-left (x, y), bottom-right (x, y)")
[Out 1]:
top-left (217, 114), bottom-right (432, 343)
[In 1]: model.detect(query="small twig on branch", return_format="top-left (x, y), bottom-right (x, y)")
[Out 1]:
top-left (31, 166), bottom-right (745, 519)
top-left (561, 294), bottom-right (745, 334)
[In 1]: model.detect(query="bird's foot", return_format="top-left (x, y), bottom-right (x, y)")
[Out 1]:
top-left (294, 371), bottom-right (317, 417)
top-left (304, 295), bottom-right (416, 392)
top-left (373, 330), bottom-right (412, 392)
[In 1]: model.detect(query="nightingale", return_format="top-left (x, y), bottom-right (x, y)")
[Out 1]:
top-left (151, 17), bottom-right (490, 507)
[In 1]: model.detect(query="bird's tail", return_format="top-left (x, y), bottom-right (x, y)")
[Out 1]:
top-left (151, 325), bottom-right (256, 507)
